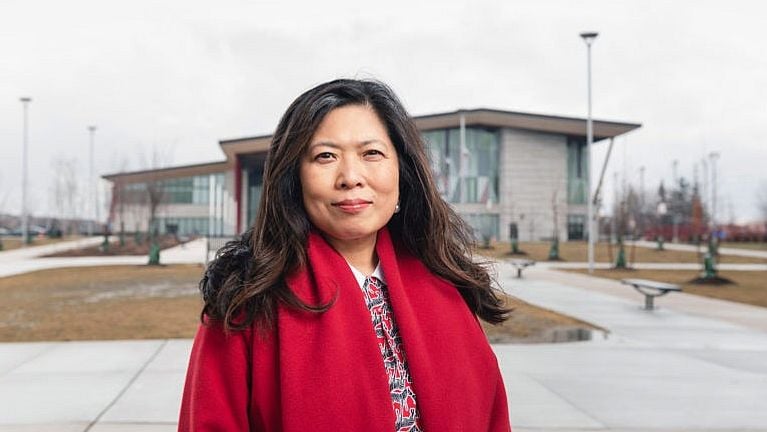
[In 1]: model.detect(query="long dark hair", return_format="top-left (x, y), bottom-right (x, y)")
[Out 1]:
top-left (201, 78), bottom-right (510, 332)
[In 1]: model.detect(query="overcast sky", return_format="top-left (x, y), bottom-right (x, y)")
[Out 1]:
top-left (1, 0), bottom-right (765, 223)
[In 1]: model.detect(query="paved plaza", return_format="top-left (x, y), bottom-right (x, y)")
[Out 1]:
top-left (0, 239), bottom-right (766, 431)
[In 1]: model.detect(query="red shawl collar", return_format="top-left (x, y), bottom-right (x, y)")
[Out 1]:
top-left (179, 228), bottom-right (511, 431)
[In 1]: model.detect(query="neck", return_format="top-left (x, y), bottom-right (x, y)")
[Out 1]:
top-left (325, 234), bottom-right (378, 275)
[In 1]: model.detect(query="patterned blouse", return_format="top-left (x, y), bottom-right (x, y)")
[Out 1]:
top-left (349, 263), bottom-right (423, 432)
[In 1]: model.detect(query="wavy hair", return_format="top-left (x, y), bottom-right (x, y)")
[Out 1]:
top-left (201, 79), bottom-right (510, 332)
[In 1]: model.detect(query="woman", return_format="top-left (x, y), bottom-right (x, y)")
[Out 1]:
top-left (179, 79), bottom-right (512, 431)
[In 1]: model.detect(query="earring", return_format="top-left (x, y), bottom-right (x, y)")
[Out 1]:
top-left (394, 203), bottom-right (400, 213)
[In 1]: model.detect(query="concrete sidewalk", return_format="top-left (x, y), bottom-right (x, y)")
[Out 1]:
top-left (497, 263), bottom-right (767, 431)
top-left (0, 238), bottom-right (208, 278)
top-left (1, 261), bottom-right (766, 431)
top-left (539, 261), bottom-right (767, 271)
top-left (0, 237), bottom-right (108, 261)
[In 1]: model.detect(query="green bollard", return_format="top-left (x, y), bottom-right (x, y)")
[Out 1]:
top-left (656, 235), bottom-right (665, 251)
top-left (548, 238), bottom-right (560, 260)
top-left (511, 238), bottom-right (520, 254)
top-left (148, 242), bottom-right (161, 265)
top-left (703, 252), bottom-right (717, 279)
top-left (615, 240), bottom-right (627, 269)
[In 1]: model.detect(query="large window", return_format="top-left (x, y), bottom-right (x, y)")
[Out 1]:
top-left (567, 137), bottom-right (588, 204)
top-left (122, 175), bottom-right (214, 205)
top-left (163, 175), bottom-right (211, 204)
top-left (567, 214), bottom-right (586, 240)
top-left (423, 127), bottom-right (499, 204)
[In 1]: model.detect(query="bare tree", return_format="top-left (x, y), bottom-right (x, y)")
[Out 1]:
top-left (141, 145), bottom-right (174, 265)
top-left (48, 157), bottom-right (81, 234)
top-left (548, 188), bottom-right (561, 260)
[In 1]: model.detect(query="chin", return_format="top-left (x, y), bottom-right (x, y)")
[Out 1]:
top-left (326, 226), bottom-right (381, 242)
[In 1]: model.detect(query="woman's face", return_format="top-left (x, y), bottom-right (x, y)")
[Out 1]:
top-left (299, 104), bottom-right (400, 249)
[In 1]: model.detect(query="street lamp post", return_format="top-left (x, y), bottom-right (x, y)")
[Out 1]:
top-left (88, 125), bottom-right (97, 236)
top-left (580, 31), bottom-right (598, 274)
top-left (19, 97), bottom-right (32, 245)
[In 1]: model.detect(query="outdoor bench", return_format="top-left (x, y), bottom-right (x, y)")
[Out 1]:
top-left (509, 259), bottom-right (535, 278)
top-left (620, 278), bottom-right (682, 310)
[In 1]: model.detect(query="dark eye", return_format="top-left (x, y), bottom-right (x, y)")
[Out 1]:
top-left (363, 150), bottom-right (384, 159)
top-left (315, 152), bottom-right (335, 162)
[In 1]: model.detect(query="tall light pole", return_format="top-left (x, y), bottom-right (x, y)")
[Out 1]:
top-left (20, 97), bottom-right (32, 245)
top-left (88, 125), bottom-right (97, 236)
top-left (580, 31), bottom-right (598, 274)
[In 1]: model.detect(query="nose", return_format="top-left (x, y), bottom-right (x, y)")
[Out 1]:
top-left (335, 157), bottom-right (365, 190)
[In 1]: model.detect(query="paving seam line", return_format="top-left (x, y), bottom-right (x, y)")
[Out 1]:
top-left (0, 342), bottom-right (59, 379)
top-left (515, 372), bottom-right (606, 429)
top-left (82, 339), bottom-right (170, 432)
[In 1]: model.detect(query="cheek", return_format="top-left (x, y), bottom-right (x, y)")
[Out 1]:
top-left (299, 166), bottom-right (324, 212)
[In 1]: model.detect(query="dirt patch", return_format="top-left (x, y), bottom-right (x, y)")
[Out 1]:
top-left (688, 275), bottom-right (736, 285)
top-left (0, 265), bottom-right (204, 341)
top-left (482, 296), bottom-right (605, 343)
top-left (43, 235), bottom-right (187, 257)
top-left (0, 264), bottom-right (600, 343)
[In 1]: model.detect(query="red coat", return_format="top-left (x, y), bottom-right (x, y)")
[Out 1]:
top-left (179, 228), bottom-right (511, 431)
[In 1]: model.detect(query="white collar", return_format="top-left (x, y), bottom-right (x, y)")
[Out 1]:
top-left (347, 260), bottom-right (385, 288)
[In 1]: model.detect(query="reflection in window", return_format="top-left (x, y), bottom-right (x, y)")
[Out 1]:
top-left (422, 127), bottom-right (499, 204)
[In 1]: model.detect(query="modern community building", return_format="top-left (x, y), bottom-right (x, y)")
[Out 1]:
top-left (103, 108), bottom-right (640, 242)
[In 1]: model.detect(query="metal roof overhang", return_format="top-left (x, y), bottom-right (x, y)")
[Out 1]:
top-left (414, 109), bottom-right (641, 141)
top-left (102, 161), bottom-right (229, 183)
top-left (219, 134), bottom-right (272, 161)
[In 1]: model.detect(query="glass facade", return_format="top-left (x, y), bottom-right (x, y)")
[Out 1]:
top-left (163, 175), bottom-right (213, 204)
top-left (422, 127), bottom-right (499, 204)
top-left (123, 174), bottom-right (223, 205)
top-left (567, 137), bottom-right (588, 204)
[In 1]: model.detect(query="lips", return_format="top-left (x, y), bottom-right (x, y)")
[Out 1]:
top-left (332, 199), bottom-right (373, 213)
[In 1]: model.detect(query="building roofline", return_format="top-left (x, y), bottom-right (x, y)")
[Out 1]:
top-left (219, 107), bottom-right (641, 144)
top-left (414, 107), bottom-right (641, 128)
top-left (412, 108), bottom-right (641, 140)
top-left (102, 160), bottom-right (229, 182)
top-left (219, 133), bottom-right (273, 146)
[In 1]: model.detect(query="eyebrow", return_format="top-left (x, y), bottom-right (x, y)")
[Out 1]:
top-left (307, 139), bottom-right (384, 151)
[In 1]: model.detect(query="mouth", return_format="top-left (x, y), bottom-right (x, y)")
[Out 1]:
top-left (332, 199), bottom-right (373, 213)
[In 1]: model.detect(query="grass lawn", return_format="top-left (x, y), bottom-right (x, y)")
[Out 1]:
top-left (0, 264), bottom-right (598, 343)
top-left (476, 241), bottom-right (767, 264)
top-left (720, 242), bottom-right (767, 251)
top-left (566, 268), bottom-right (767, 308)
top-left (0, 235), bottom-right (85, 251)
top-left (0, 265), bottom-right (204, 342)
